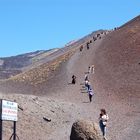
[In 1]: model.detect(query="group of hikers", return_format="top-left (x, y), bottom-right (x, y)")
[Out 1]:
top-left (79, 41), bottom-right (91, 51)
top-left (71, 65), bottom-right (95, 102)
top-left (87, 67), bottom-right (109, 140)
top-left (79, 31), bottom-right (109, 52)
top-left (71, 33), bottom-right (110, 139)
top-left (71, 70), bottom-right (109, 139)
top-left (84, 65), bottom-right (95, 102)
top-left (71, 65), bottom-right (109, 139)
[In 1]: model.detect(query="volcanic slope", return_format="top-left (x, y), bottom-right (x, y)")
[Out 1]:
top-left (35, 15), bottom-right (140, 140)
top-left (0, 16), bottom-right (140, 140)
top-left (43, 16), bottom-right (140, 140)
top-left (0, 30), bottom-right (103, 94)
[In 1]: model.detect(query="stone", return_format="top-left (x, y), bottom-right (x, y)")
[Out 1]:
top-left (70, 120), bottom-right (103, 140)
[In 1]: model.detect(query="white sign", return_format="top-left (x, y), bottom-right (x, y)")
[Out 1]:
top-left (1, 100), bottom-right (18, 121)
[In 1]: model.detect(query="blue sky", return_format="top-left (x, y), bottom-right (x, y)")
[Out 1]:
top-left (0, 0), bottom-right (139, 57)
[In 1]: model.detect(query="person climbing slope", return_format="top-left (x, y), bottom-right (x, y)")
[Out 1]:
top-left (72, 75), bottom-right (76, 84)
top-left (88, 88), bottom-right (94, 102)
top-left (99, 109), bottom-right (109, 140)
top-left (80, 45), bottom-right (83, 52)
top-left (84, 74), bottom-right (89, 81)
top-left (85, 79), bottom-right (89, 90)
top-left (86, 42), bottom-right (90, 50)
top-left (88, 66), bottom-right (91, 73)
top-left (91, 65), bottom-right (95, 74)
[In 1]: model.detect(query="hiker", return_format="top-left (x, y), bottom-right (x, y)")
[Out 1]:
top-left (85, 80), bottom-right (89, 90)
top-left (88, 88), bottom-right (94, 102)
top-left (88, 66), bottom-right (91, 73)
top-left (84, 74), bottom-right (88, 81)
top-left (86, 42), bottom-right (90, 50)
top-left (97, 33), bottom-right (100, 38)
top-left (80, 45), bottom-right (83, 52)
top-left (85, 80), bottom-right (91, 91)
top-left (91, 65), bottom-right (95, 74)
top-left (93, 36), bottom-right (97, 41)
top-left (72, 75), bottom-right (76, 84)
top-left (99, 109), bottom-right (109, 139)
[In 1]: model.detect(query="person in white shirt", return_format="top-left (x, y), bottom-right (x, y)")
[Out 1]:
top-left (91, 65), bottom-right (95, 74)
top-left (88, 66), bottom-right (91, 73)
top-left (99, 109), bottom-right (109, 139)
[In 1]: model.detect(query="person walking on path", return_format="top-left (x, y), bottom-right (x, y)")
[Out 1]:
top-left (86, 42), bottom-right (90, 50)
top-left (85, 80), bottom-right (92, 91)
top-left (88, 88), bottom-right (94, 102)
top-left (91, 65), bottom-right (95, 74)
top-left (80, 45), bottom-right (83, 52)
top-left (88, 66), bottom-right (91, 73)
top-left (84, 74), bottom-right (89, 81)
top-left (88, 65), bottom-right (95, 74)
top-left (85, 79), bottom-right (89, 90)
top-left (99, 109), bottom-right (109, 140)
top-left (72, 75), bottom-right (76, 84)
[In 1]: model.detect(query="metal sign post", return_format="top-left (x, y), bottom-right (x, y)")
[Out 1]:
top-left (13, 121), bottom-right (16, 140)
top-left (0, 119), bottom-right (2, 140)
top-left (0, 99), bottom-right (2, 140)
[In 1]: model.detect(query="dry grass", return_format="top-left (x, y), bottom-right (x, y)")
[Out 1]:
top-left (10, 50), bottom-right (75, 86)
